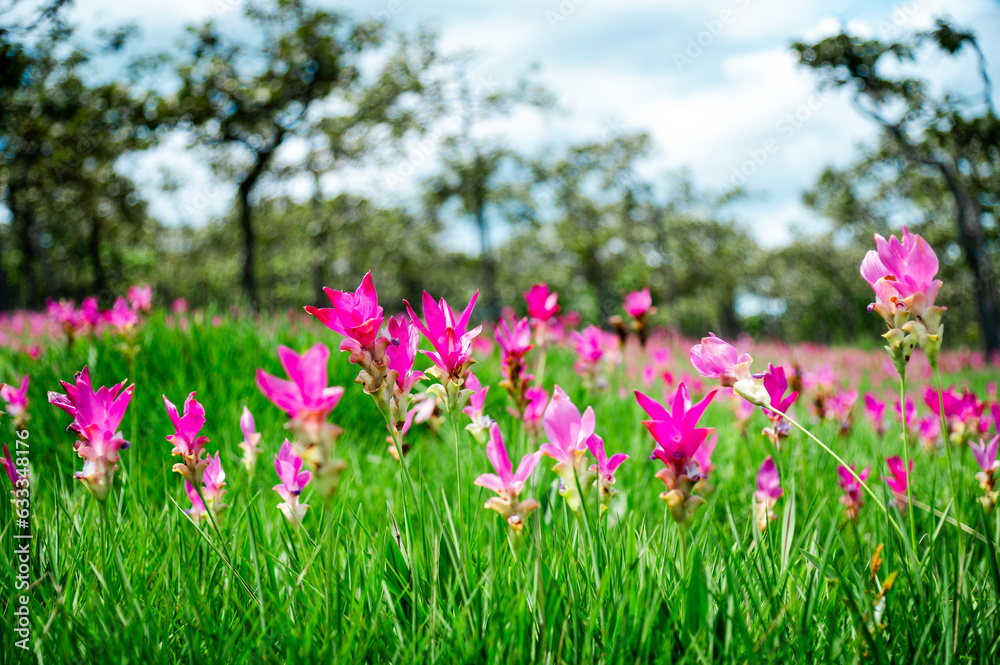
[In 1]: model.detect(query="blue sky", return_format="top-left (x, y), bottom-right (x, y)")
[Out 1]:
top-left (73, 0), bottom-right (1000, 248)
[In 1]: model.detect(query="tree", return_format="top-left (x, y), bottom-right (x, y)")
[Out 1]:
top-left (794, 18), bottom-right (1000, 354)
top-left (0, 18), bottom-right (155, 308)
top-left (423, 63), bottom-right (552, 319)
top-left (163, 0), bottom-right (438, 309)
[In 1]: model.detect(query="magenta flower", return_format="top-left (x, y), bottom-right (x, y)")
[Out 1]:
top-left (1, 442), bottom-right (19, 488)
top-left (48, 367), bottom-right (134, 501)
top-left (522, 385), bottom-right (548, 433)
top-left (0, 374), bottom-right (29, 427)
top-left (525, 283), bottom-right (559, 322)
top-left (474, 423), bottom-right (542, 536)
top-left (103, 296), bottom-right (139, 333)
top-left (864, 393), bottom-right (887, 436)
top-left (635, 383), bottom-right (717, 525)
top-left (884, 456), bottom-right (913, 512)
top-left (540, 385), bottom-right (597, 512)
top-left (860, 225), bottom-right (942, 315)
top-left (837, 464), bottom-right (871, 520)
top-left (172, 298), bottom-right (188, 314)
top-left (754, 456), bottom-right (782, 530)
top-left (238, 406), bottom-right (262, 476)
top-left (462, 372), bottom-right (492, 440)
top-left (404, 290), bottom-right (481, 382)
top-left (825, 389), bottom-right (859, 434)
top-left (274, 439), bottom-right (312, 524)
top-left (624, 287), bottom-right (652, 318)
top-left (586, 433), bottom-right (628, 507)
top-left (386, 314), bottom-right (424, 393)
top-left (894, 397), bottom-right (916, 426)
top-left (634, 383), bottom-right (717, 478)
top-left (186, 452), bottom-right (228, 519)
top-left (762, 364), bottom-right (797, 417)
top-left (127, 284), bottom-right (153, 312)
top-left (970, 435), bottom-right (999, 510)
top-left (692, 431), bottom-right (717, 477)
top-left (164, 392), bottom-right (211, 485)
top-left (256, 344), bottom-right (345, 438)
top-left (80, 297), bottom-right (101, 329)
top-left (495, 316), bottom-right (534, 360)
top-left (305, 271), bottom-right (385, 353)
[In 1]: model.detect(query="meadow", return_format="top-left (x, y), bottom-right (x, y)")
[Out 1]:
top-left (1, 243), bottom-right (1000, 664)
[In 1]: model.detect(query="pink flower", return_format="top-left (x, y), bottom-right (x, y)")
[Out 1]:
top-left (884, 456), bottom-right (912, 510)
top-left (1, 442), bottom-right (19, 488)
top-left (860, 225), bottom-right (942, 314)
top-left (692, 431), bottom-right (717, 477)
top-left (571, 325), bottom-right (605, 365)
top-left (894, 397), bottom-right (916, 426)
top-left (755, 456), bottom-right (783, 502)
top-left (825, 389), bottom-right (859, 433)
top-left (202, 452), bottom-right (226, 500)
top-left (494, 316), bottom-right (534, 360)
top-left (1, 374), bottom-right (29, 422)
top-left (689, 333), bottom-right (753, 389)
top-left (522, 386), bottom-right (548, 432)
top-left (762, 364), bottom-right (797, 417)
top-left (474, 423), bottom-right (542, 534)
top-left (837, 464), bottom-right (871, 519)
top-left (624, 287), bottom-right (652, 318)
top-left (80, 297), bottom-right (101, 329)
top-left (256, 344), bottom-right (345, 429)
top-left (525, 283), bottom-right (559, 321)
top-left (305, 272), bottom-right (385, 353)
top-left (163, 392), bottom-right (211, 484)
top-left (970, 435), bottom-right (999, 475)
top-left (634, 383), bottom-right (717, 478)
top-left (238, 406), bottom-right (262, 475)
top-left (385, 314), bottom-right (424, 393)
top-left (172, 298), bottom-right (189, 314)
top-left (462, 372), bottom-right (492, 439)
top-left (103, 296), bottom-right (139, 333)
top-left (404, 290), bottom-right (481, 381)
top-left (273, 439), bottom-right (312, 524)
top-left (540, 386), bottom-right (597, 511)
top-left (48, 367), bottom-right (134, 501)
top-left (864, 393), bottom-right (886, 435)
top-left (586, 433), bottom-right (628, 506)
top-left (754, 456), bottom-right (782, 529)
top-left (127, 284), bottom-right (153, 312)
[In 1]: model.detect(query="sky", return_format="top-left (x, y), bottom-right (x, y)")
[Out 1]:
top-left (70, 0), bottom-right (1000, 249)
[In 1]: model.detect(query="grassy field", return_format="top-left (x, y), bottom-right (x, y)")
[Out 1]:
top-left (1, 309), bottom-right (999, 664)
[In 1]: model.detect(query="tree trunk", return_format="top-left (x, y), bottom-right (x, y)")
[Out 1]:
top-left (238, 183), bottom-right (258, 311)
top-left (311, 173), bottom-right (328, 307)
top-left (90, 216), bottom-right (107, 299)
top-left (943, 165), bottom-right (1000, 357)
top-left (475, 187), bottom-right (497, 321)
top-left (9, 175), bottom-right (39, 308)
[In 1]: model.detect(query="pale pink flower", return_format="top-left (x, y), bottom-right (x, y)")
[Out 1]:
top-left (754, 456), bottom-right (782, 530)
top-left (273, 439), bottom-right (312, 524)
top-left (860, 225), bottom-right (942, 315)
top-left (837, 464), bottom-right (871, 520)
top-left (127, 284), bottom-right (153, 312)
top-left (238, 406), bottom-right (262, 475)
top-left (474, 423), bottom-right (542, 535)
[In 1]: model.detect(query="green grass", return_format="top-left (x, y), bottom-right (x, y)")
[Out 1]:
top-left (1, 312), bottom-right (999, 664)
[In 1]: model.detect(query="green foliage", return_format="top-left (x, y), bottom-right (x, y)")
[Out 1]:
top-left (1, 315), bottom-right (999, 662)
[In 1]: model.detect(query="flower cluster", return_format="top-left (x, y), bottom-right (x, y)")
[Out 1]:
top-left (634, 383), bottom-right (716, 526)
top-left (48, 367), bottom-right (134, 502)
top-left (860, 225), bottom-right (945, 373)
top-left (257, 344), bottom-right (347, 499)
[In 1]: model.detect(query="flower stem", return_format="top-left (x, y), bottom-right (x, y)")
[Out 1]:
top-left (452, 414), bottom-right (464, 529)
top-left (768, 406), bottom-right (905, 542)
top-left (933, 366), bottom-right (964, 652)
top-left (898, 373), bottom-right (918, 554)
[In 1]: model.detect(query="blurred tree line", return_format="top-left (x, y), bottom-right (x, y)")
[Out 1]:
top-left (0, 1), bottom-right (996, 349)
